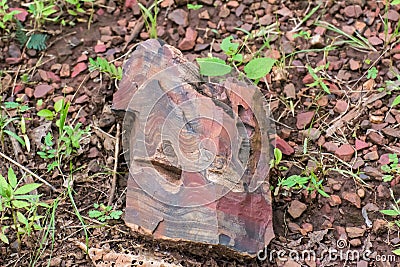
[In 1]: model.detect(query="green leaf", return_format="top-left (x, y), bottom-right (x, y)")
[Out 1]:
top-left (196, 57), bottom-right (232, 77)
top-left (12, 200), bottom-right (30, 209)
top-left (17, 211), bottom-right (28, 225)
top-left (8, 168), bottom-right (17, 189)
top-left (88, 210), bottom-right (103, 218)
top-left (391, 0), bottom-right (400, 5)
top-left (391, 95), bottom-right (400, 107)
top-left (232, 54), bottom-right (243, 63)
top-left (4, 102), bottom-right (20, 109)
top-left (221, 36), bottom-right (239, 56)
top-left (274, 148), bottom-right (282, 165)
top-left (393, 248), bottom-right (400, 255)
top-left (0, 233), bottom-right (9, 244)
top-left (367, 67), bottom-right (378, 79)
top-left (244, 57), bottom-right (276, 80)
top-left (37, 109), bottom-right (54, 120)
top-left (187, 4), bottom-right (203, 10)
top-left (4, 130), bottom-right (26, 147)
top-left (14, 183), bottom-right (42, 195)
top-left (318, 189), bottom-right (330, 198)
top-left (380, 209), bottom-right (400, 216)
top-left (0, 174), bottom-right (10, 196)
top-left (383, 175), bottom-right (394, 182)
top-left (110, 210), bottom-right (123, 219)
top-left (54, 99), bottom-right (64, 113)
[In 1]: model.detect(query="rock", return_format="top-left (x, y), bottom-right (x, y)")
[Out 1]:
top-left (363, 166), bottom-right (382, 179)
top-left (343, 5), bottom-right (362, 18)
top-left (387, 10), bottom-right (400, 21)
top-left (178, 28), bottom-right (198, 51)
top-left (71, 62), bottom-right (87, 78)
top-left (357, 261), bottom-right (368, 267)
top-left (368, 36), bottom-right (383, 46)
top-left (377, 184), bottom-right (389, 199)
top-left (99, 26), bottom-right (112, 36)
top-left (337, 70), bottom-right (352, 81)
top-left (283, 259), bottom-right (301, 267)
top-left (296, 111), bottom-right (314, 129)
top-left (111, 25), bottom-right (127, 36)
top-left (357, 188), bottom-right (365, 198)
top-left (364, 151), bottom-right (379, 161)
top-left (300, 128), bottom-right (320, 141)
top-left (77, 54), bottom-right (88, 62)
top-left (333, 100), bottom-right (348, 113)
top-left (283, 83), bottom-right (296, 99)
top-left (349, 59), bottom-right (360, 70)
top-left (198, 10), bottom-right (210, 20)
top-left (60, 64), bottom-right (70, 77)
top-left (355, 139), bottom-right (369, 151)
top-left (274, 137), bottom-right (294, 155)
top-left (352, 157), bottom-right (365, 170)
top-left (342, 192), bottom-right (361, 208)
top-left (379, 154), bottom-right (390, 165)
top-left (287, 200), bottom-right (307, 219)
top-left (168, 9), bottom-right (188, 26)
top-left (235, 4), bottom-right (246, 17)
top-left (262, 16), bottom-right (277, 28)
top-left (367, 132), bottom-right (386, 145)
top-left (74, 94), bottom-right (89, 104)
top-left (288, 222), bottom-right (302, 233)
top-left (317, 95), bottom-right (329, 106)
top-left (328, 195), bottom-right (342, 206)
top-left (8, 44), bottom-right (21, 58)
top-left (62, 86), bottom-right (74, 94)
top-left (276, 6), bottom-right (293, 17)
top-left (94, 44), bottom-right (107, 53)
top-left (280, 128), bottom-right (291, 139)
top-left (335, 144), bottom-right (354, 161)
top-left (218, 5), bottom-right (230, 18)
top-left (302, 74), bottom-right (314, 84)
top-left (98, 113), bottom-right (116, 128)
top-left (34, 84), bottom-right (53, 99)
top-left (360, 120), bottom-right (371, 130)
top-left (88, 147), bottom-right (100, 158)
top-left (227, 0), bottom-right (239, 8)
top-left (9, 8), bottom-right (28, 22)
top-left (349, 239), bottom-right (362, 247)
top-left (323, 141), bottom-right (338, 152)
top-left (382, 127), bottom-right (400, 138)
top-left (372, 219), bottom-right (387, 234)
top-left (345, 226), bottom-right (365, 238)
top-left (25, 87), bottom-right (34, 98)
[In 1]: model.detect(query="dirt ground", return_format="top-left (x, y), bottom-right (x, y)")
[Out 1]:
top-left (1, 0), bottom-right (400, 266)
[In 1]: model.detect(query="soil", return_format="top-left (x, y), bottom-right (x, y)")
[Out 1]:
top-left (1, 0), bottom-right (400, 266)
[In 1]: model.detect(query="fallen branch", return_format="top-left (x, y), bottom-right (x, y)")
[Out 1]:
top-left (0, 151), bottom-right (56, 191)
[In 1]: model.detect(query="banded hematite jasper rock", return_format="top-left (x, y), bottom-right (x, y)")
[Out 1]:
top-left (112, 39), bottom-right (275, 256)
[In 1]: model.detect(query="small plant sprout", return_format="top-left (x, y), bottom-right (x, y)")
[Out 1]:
top-left (196, 36), bottom-right (276, 82)
top-left (269, 148), bottom-right (288, 171)
top-left (187, 4), bottom-right (203, 10)
top-left (380, 189), bottom-right (400, 255)
top-left (367, 66), bottom-right (378, 79)
top-left (306, 64), bottom-right (330, 94)
top-left (276, 169), bottom-right (329, 198)
top-left (88, 203), bottom-right (122, 222)
top-left (138, 1), bottom-right (159, 39)
top-left (0, 0), bottom-right (20, 31)
top-left (381, 154), bottom-right (400, 182)
top-left (0, 167), bottom-right (48, 249)
top-left (89, 57), bottom-right (122, 80)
